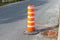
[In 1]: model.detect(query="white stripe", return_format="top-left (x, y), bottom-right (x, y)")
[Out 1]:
top-left (28, 12), bottom-right (34, 14)
top-left (27, 21), bottom-right (35, 23)
top-left (28, 16), bottom-right (34, 18)
top-left (27, 25), bottom-right (34, 27)
top-left (28, 7), bottom-right (34, 9)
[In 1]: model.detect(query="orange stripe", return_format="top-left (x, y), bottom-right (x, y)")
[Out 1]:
top-left (28, 9), bottom-right (34, 12)
top-left (28, 14), bottom-right (34, 16)
top-left (28, 18), bottom-right (35, 21)
top-left (27, 27), bottom-right (35, 32)
top-left (27, 23), bottom-right (35, 26)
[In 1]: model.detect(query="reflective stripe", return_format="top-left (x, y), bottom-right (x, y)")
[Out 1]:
top-left (28, 12), bottom-right (34, 14)
top-left (28, 6), bottom-right (34, 9)
top-left (27, 25), bottom-right (34, 27)
top-left (28, 16), bottom-right (34, 18)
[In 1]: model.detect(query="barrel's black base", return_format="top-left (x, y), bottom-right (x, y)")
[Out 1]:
top-left (23, 30), bottom-right (39, 35)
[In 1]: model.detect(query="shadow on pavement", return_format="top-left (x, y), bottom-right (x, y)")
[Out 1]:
top-left (34, 24), bottom-right (59, 35)
top-left (0, 0), bottom-right (48, 24)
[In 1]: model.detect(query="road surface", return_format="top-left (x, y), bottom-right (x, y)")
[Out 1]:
top-left (0, 0), bottom-right (59, 40)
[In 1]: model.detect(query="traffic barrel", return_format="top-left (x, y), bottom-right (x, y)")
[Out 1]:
top-left (24, 4), bottom-right (38, 35)
top-left (27, 5), bottom-right (35, 32)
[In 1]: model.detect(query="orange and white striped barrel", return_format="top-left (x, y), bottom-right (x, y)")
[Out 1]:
top-left (27, 5), bottom-right (35, 32)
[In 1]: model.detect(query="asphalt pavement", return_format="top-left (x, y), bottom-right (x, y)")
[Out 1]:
top-left (0, 0), bottom-right (59, 40)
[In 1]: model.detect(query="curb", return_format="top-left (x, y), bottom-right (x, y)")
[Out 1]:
top-left (0, 1), bottom-right (25, 8)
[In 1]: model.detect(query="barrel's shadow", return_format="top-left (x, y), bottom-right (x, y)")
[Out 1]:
top-left (31, 24), bottom-right (59, 35)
